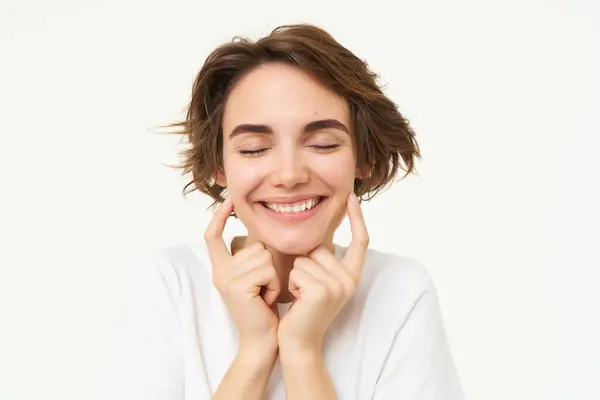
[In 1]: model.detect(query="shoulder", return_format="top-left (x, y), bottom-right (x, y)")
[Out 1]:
top-left (342, 245), bottom-right (437, 315)
top-left (360, 246), bottom-right (434, 294)
top-left (126, 242), bottom-right (213, 299)
top-left (330, 246), bottom-right (443, 347)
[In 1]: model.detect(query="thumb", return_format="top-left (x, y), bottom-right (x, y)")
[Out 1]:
top-left (262, 281), bottom-right (280, 306)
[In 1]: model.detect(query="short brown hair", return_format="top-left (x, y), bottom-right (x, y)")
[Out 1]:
top-left (165, 24), bottom-right (420, 207)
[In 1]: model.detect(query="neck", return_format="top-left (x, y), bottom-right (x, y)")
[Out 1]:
top-left (231, 234), bottom-right (335, 303)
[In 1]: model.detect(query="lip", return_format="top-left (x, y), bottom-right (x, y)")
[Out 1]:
top-left (257, 194), bottom-right (326, 204)
top-left (256, 196), bottom-right (327, 222)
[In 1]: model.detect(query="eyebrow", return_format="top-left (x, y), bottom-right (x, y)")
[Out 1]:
top-left (228, 119), bottom-right (350, 138)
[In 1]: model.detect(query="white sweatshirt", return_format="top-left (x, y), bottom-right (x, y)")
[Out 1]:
top-left (94, 239), bottom-right (465, 399)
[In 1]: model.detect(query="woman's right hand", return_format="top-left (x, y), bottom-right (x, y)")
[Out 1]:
top-left (204, 197), bottom-right (281, 352)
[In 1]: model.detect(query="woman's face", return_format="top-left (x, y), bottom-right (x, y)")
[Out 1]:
top-left (219, 63), bottom-right (360, 255)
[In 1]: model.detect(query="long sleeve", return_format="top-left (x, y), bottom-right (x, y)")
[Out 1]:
top-left (373, 267), bottom-right (465, 399)
top-left (93, 251), bottom-right (184, 400)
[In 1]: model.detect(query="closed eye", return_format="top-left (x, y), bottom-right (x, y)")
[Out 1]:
top-left (239, 148), bottom-right (269, 156)
top-left (239, 145), bottom-right (338, 156)
top-left (312, 144), bottom-right (339, 151)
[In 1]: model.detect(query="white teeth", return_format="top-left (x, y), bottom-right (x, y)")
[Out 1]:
top-left (265, 197), bottom-right (322, 213)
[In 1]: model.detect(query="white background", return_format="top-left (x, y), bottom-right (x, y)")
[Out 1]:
top-left (1, 0), bottom-right (599, 399)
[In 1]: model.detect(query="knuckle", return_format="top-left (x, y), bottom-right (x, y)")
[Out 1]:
top-left (293, 257), bottom-right (306, 269)
top-left (343, 279), bottom-right (356, 296)
top-left (266, 264), bottom-right (277, 275)
top-left (314, 283), bottom-right (329, 300)
top-left (260, 250), bottom-right (273, 265)
top-left (263, 249), bottom-right (274, 262)
top-left (331, 281), bottom-right (345, 297)
top-left (289, 268), bottom-right (299, 280)
top-left (258, 265), bottom-right (271, 278)
top-left (244, 244), bottom-right (263, 258)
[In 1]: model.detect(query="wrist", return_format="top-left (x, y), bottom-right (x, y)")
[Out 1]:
top-left (278, 339), bottom-right (323, 365)
top-left (238, 335), bottom-right (279, 364)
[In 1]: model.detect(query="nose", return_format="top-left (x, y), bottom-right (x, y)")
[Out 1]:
top-left (269, 147), bottom-right (309, 189)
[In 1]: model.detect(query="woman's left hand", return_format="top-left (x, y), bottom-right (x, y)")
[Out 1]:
top-left (277, 192), bottom-right (369, 353)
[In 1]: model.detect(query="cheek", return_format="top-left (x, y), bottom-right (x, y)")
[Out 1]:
top-left (222, 158), bottom-right (264, 203)
top-left (312, 152), bottom-right (356, 190)
top-left (312, 154), bottom-right (355, 226)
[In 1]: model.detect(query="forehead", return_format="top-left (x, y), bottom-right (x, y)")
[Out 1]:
top-left (223, 63), bottom-right (350, 132)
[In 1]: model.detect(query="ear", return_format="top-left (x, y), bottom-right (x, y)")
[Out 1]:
top-left (355, 164), bottom-right (371, 180)
top-left (213, 171), bottom-right (227, 187)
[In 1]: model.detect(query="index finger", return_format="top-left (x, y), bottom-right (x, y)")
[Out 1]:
top-left (341, 192), bottom-right (369, 276)
top-left (204, 197), bottom-right (234, 265)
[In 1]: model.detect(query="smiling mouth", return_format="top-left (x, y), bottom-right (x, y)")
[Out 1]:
top-left (259, 196), bottom-right (327, 213)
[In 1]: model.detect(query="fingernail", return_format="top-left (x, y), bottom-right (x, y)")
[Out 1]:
top-left (349, 192), bottom-right (358, 204)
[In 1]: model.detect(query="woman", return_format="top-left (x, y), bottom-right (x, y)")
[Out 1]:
top-left (98, 24), bottom-right (464, 399)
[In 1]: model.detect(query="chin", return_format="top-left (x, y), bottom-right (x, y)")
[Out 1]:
top-left (262, 233), bottom-right (322, 256)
